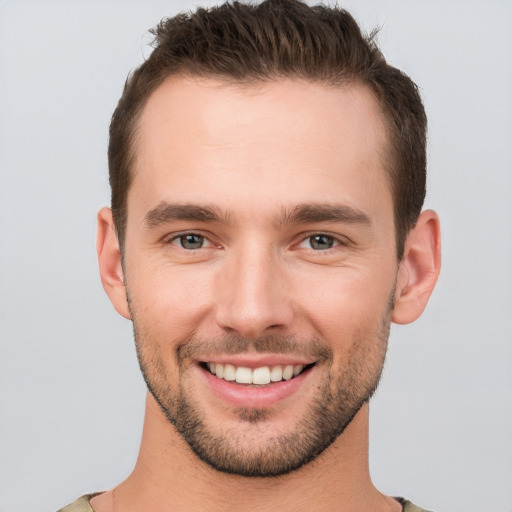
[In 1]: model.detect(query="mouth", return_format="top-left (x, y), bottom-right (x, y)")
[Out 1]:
top-left (196, 355), bottom-right (318, 408)
top-left (200, 361), bottom-right (315, 386)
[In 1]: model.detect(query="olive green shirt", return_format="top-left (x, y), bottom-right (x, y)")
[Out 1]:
top-left (57, 494), bottom-right (433, 511)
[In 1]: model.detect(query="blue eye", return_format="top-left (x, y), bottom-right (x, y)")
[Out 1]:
top-left (308, 234), bottom-right (336, 250)
top-left (176, 233), bottom-right (205, 249)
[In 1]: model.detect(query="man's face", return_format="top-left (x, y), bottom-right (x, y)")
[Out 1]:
top-left (122, 77), bottom-right (399, 476)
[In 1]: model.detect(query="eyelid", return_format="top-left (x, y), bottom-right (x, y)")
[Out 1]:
top-left (295, 232), bottom-right (351, 250)
top-left (164, 230), bottom-right (216, 248)
top-left (160, 230), bottom-right (350, 250)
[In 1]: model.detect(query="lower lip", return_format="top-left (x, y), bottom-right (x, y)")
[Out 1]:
top-left (199, 364), bottom-right (313, 408)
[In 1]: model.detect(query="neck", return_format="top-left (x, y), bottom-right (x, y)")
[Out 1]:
top-left (91, 394), bottom-right (399, 512)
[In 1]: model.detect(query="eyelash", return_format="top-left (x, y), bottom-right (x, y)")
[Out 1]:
top-left (166, 232), bottom-right (213, 250)
top-left (297, 233), bottom-right (346, 251)
top-left (164, 231), bottom-right (348, 252)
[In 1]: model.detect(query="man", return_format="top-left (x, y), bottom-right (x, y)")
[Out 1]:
top-left (60, 0), bottom-right (440, 510)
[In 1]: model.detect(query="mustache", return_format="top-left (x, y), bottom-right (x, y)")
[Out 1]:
top-left (177, 333), bottom-right (332, 362)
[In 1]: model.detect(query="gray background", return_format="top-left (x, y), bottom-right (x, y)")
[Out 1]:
top-left (1, 1), bottom-right (511, 511)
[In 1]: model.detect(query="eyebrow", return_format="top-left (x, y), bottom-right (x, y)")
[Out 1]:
top-left (144, 202), bottom-right (231, 227)
top-left (144, 201), bottom-right (372, 228)
top-left (278, 203), bottom-right (372, 227)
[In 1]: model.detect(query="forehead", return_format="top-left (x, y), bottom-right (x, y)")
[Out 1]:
top-left (130, 76), bottom-right (392, 220)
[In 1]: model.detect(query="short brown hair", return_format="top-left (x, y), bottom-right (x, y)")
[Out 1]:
top-left (109, 0), bottom-right (427, 257)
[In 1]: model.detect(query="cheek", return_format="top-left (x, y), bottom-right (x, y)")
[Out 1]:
top-left (127, 260), bottom-right (216, 343)
top-left (293, 266), bottom-right (395, 335)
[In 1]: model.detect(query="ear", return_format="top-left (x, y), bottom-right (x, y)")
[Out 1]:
top-left (392, 210), bottom-right (441, 324)
top-left (97, 207), bottom-right (131, 319)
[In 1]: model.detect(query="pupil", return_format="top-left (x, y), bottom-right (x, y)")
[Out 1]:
top-left (311, 235), bottom-right (333, 250)
top-left (181, 234), bottom-right (203, 249)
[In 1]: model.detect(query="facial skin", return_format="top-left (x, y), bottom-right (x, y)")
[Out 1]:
top-left (98, 77), bottom-right (440, 483)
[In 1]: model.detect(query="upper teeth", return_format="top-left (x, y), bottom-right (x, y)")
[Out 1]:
top-left (207, 363), bottom-right (304, 385)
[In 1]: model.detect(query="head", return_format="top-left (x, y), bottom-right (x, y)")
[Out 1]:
top-left (98, 0), bottom-right (440, 479)
top-left (108, 0), bottom-right (427, 259)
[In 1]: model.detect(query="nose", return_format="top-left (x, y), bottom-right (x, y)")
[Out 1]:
top-left (214, 244), bottom-right (294, 339)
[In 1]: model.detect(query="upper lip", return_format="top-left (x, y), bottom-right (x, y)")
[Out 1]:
top-left (198, 354), bottom-right (316, 368)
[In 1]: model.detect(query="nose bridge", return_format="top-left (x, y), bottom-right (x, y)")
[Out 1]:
top-left (215, 239), bottom-right (293, 338)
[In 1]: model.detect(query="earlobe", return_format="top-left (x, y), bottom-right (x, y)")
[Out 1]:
top-left (97, 207), bottom-right (131, 319)
top-left (391, 210), bottom-right (441, 324)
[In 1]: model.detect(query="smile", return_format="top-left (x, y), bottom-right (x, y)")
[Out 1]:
top-left (202, 362), bottom-right (314, 385)
top-left (197, 357), bottom-right (317, 408)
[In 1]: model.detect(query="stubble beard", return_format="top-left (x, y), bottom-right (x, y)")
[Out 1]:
top-left (130, 303), bottom-right (392, 478)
